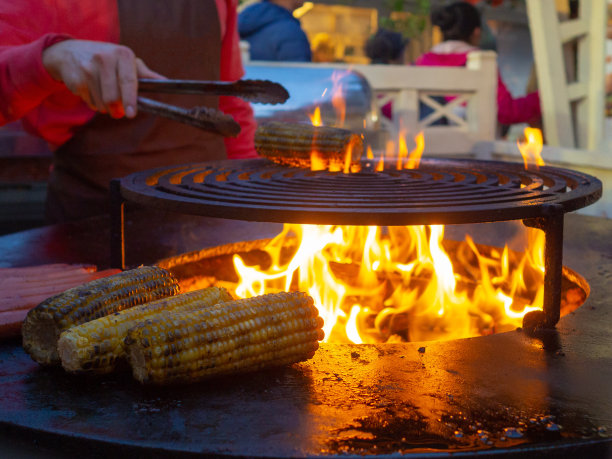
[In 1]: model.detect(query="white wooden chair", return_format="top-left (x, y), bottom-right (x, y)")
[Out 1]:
top-left (526, 0), bottom-right (608, 152)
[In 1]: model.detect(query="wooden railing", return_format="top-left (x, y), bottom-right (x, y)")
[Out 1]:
top-left (245, 51), bottom-right (499, 155)
top-left (346, 51), bottom-right (498, 155)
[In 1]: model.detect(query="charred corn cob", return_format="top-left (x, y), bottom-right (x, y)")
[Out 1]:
top-left (255, 121), bottom-right (363, 170)
top-left (22, 266), bottom-right (180, 366)
top-left (125, 291), bottom-right (325, 385)
top-left (58, 286), bottom-right (233, 374)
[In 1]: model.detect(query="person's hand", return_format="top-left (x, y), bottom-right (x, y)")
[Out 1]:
top-left (42, 39), bottom-right (164, 118)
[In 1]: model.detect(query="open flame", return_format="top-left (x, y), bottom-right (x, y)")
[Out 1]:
top-left (396, 130), bottom-right (425, 170)
top-left (309, 106), bottom-right (322, 127)
top-left (517, 127), bottom-right (545, 169)
top-left (232, 222), bottom-right (546, 343)
top-left (242, 101), bottom-right (550, 343)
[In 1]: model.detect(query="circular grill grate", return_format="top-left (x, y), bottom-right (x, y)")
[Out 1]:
top-left (118, 158), bottom-right (602, 225)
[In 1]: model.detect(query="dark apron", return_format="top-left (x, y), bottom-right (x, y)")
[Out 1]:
top-left (46, 0), bottom-right (225, 223)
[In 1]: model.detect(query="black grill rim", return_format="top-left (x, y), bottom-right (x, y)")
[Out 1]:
top-left (117, 158), bottom-right (602, 226)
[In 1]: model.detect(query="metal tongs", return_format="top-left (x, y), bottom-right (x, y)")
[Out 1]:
top-left (137, 79), bottom-right (289, 137)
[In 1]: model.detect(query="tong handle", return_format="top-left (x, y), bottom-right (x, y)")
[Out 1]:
top-left (138, 79), bottom-right (289, 105)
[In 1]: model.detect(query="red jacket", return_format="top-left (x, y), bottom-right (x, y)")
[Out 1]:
top-left (414, 41), bottom-right (541, 126)
top-left (0, 0), bottom-right (257, 158)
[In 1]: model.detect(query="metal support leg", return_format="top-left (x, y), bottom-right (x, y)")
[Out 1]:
top-left (110, 179), bottom-right (126, 270)
top-left (522, 204), bottom-right (564, 329)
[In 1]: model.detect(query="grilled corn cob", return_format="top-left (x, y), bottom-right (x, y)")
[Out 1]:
top-left (255, 121), bottom-right (363, 169)
top-left (22, 266), bottom-right (180, 366)
top-left (125, 291), bottom-right (325, 385)
top-left (58, 286), bottom-right (233, 374)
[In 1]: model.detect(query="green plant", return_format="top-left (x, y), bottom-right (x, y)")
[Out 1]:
top-left (379, 0), bottom-right (431, 39)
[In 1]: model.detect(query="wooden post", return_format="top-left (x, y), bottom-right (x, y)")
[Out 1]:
top-left (466, 51), bottom-right (497, 142)
top-left (526, 0), bottom-right (607, 151)
top-left (526, 0), bottom-right (575, 148)
top-left (576, 0), bottom-right (607, 151)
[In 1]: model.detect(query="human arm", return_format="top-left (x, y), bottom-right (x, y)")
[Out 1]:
top-left (42, 39), bottom-right (164, 119)
top-left (0, 0), bottom-right (161, 140)
top-left (0, 34), bottom-right (71, 126)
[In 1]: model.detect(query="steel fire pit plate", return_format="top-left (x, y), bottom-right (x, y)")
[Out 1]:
top-left (117, 158), bottom-right (602, 225)
top-left (1, 215), bottom-right (612, 457)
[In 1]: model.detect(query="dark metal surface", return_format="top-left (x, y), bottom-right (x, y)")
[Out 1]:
top-left (116, 158), bottom-right (602, 226)
top-left (243, 64), bottom-right (373, 131)
top-left (0, 214), bottom-right (611, 457)
top-left (136, 97), bottom-right (241, 137)
top-left (138, 78), bottom-right (290, 105)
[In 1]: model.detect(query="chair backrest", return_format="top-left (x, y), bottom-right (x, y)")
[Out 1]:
top-left (526, 0), bottom-right (608, 151)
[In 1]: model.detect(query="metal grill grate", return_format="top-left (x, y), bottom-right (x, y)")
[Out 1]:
top-left (117, 158), bottom-right (602, 225)
top-left (111, 157), bottom-right (602, 330)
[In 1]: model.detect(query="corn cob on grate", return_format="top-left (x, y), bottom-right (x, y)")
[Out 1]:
top-left (126, 291), bottom-right (325, 384)
top-left (255, 121), bottom-right (363, 169)
top-left (58, 286), bottom-right (232, 374)
top-left (22, 266), bottom-right (180, 366)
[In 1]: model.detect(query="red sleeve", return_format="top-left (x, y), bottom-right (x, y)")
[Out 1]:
top-left (218, 0), bottom-right (258, 159)
top-left (496, 74), bottom-right (541, 126)
top-left (0, 31), bottom-right (72, 125)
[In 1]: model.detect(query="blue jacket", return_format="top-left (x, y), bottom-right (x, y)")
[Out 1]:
top-left (239, 1), bottom-right (311, 62)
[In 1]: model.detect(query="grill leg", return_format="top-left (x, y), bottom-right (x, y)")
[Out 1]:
top-left (522, 205), bottom-right (564, 330)
top-left (110, 179), bottom-right (126, 270)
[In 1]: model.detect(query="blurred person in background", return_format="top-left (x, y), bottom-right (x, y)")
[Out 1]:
top-left (0, 0), bottom-right (257, 224)
top-left (365, 28), bottom-right (408, 65)
top-left (463, 0), bottom-right (503, 51)
top-left (414, 1), bottom-right (541, 129)
top-left (239, 0), bottom-right (311, 62)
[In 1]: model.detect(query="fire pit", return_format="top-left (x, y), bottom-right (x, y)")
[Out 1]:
top-left (1, 213), bottom-right (611, 457)
top-left (111, 157), bottom-right (602, 335)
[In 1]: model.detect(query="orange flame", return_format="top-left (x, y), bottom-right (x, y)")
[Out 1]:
top-left (365, 146), bottom-right (384, 172)
top-left (396, 130), bottom-right (408, 171)
top-left (517, 127), bottom-right (545, 169)
top-left (230, 101), bottom-right (550, 344)
top-left (310, 151), bottom-right (326, 171)
top-left (309, 107), bottom-right (322, 127)
top-left (396, 130), bottom-right (425, 170)
top-left (405, 132), bottom-right (425, 170)
top-left (232, 223), bottom-right (546, 344)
